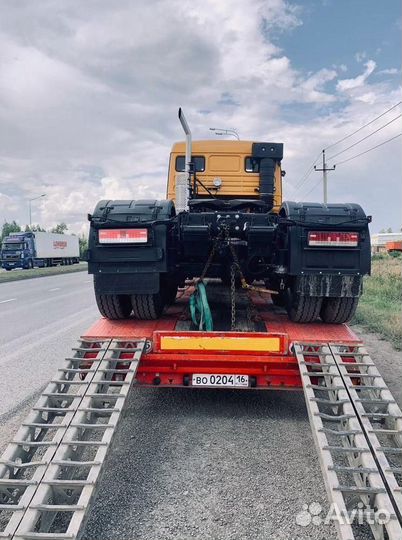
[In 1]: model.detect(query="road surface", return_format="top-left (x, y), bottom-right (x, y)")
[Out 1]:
top-left (0, 271), bottom-right (98, 443)
top-left (1, 272), bottom-right (401, 539)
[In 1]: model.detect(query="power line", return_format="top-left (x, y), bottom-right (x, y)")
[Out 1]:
top-left (334, 133), bottom-right (402, 166)
top-left (303, 176), bottom-right (323, 198)
top-left (293, 152), bottom-right (322, 191)
top-left (327, 114), bottom-right (402, 161)
top-left (302, 133), bottom-right (401, 198)
top-left (324, 101), bottom-right (402, 151)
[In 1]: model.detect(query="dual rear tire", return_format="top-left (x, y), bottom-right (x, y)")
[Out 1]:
top-left (286, 290), bottom-right (359, 324)
top-left (94, 278), bottom-right (178, 321)
top-left (95, 293), bottom-right (132, 320)
top-left (95, 292), bottom-right (165, 320)
top-left (320, 296), bottom-right (359, 324)
top-left (286, 293), bottom-right (322, 323)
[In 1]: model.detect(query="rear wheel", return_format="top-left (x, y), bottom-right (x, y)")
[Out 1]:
top-left (320, 297), bottom-right (359, 324)
top-left (95, 293), bottom-right (132, 320)
top-left (286, 291), bottom-right (322, 323)
top-left (131, 293), bottom-right (164, 320)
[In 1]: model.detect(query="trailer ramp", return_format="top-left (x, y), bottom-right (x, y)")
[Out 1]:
top-left (0, 337), bottom-right (146, 540)
top-left (295, 342), bottom-right (402, 540)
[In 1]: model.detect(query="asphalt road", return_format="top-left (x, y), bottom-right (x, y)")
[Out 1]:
top-left (1, 273), bottom-right (401, 539)
top-left (0, 271), bottom-right (98, 443)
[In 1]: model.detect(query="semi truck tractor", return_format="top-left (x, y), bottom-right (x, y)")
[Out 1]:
top-left (87, 109), bottom-right (371, 324)
top-left (1, 231), bottom-right (80, 270)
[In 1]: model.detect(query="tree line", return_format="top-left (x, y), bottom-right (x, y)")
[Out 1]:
top-left (1, 220), bottom-right (88, 259)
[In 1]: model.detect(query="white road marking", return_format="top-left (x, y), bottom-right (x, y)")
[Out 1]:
top-left (84, 279), bottom-right (92, 283)
top-left (49, 288), bottom-right (61, 292)
top-left (0, 298), bottom-right (16, 304)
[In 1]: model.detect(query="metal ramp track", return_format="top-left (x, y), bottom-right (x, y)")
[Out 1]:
top-left (294, 342), bottom-right (402, 540)
top-left (0, 337), bottom-right (146, 540)
top-left (330, 344), bottom-right (402, 521)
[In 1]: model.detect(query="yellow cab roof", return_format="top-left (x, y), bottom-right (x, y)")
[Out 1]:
top-left (171, 140), bottom-right (254, 153)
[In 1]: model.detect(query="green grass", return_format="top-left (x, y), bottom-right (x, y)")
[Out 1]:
top-left (353, 255), bottom-right (402, 349)
top-left (0, 262), bottom-right (88, 283)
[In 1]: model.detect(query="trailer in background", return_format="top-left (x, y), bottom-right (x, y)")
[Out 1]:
top-left (386, 240), bottom-right (402, 253)
top-left (0, 231), bottom-right (80, 270)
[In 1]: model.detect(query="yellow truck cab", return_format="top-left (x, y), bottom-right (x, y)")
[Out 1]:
top-left (168, 140), bottom-right (283, 212)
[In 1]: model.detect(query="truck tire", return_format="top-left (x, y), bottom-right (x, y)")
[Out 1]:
top-left (95, 293), bottom-right (132, 320)
top-left (320, 297), bottom-right (359, 324)
top-left (287, 292), bottom-right (322, 323)
top-left (131, 293), bottom-right (164, 320)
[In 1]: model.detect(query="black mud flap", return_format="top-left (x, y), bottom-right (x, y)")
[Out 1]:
top-left (87, 199), bottom-right (176, 296)
top-left (296, 274), bottom-right (363, 298)
top-left (94, 273), bottom-right (160, 295)
top-left (278, 202), bottom-right (371, 285)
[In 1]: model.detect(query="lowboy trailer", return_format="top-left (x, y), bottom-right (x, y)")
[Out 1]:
top-left (0, 285), bottom-right (401, 540)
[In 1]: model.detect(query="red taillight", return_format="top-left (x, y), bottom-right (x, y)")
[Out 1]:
top-left (98, 229), bottom-right (148, 244)
top-left (308, 231), bottom-right (359, 247)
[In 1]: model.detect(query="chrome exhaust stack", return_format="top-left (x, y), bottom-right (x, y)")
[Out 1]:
top-left (176, 108), bottom-right (192, 211)
top-left (178, 107), bottom-right (192, 176)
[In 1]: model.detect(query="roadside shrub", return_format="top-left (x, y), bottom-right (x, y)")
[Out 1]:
top-left (354, 257), bottom-right (402, 349)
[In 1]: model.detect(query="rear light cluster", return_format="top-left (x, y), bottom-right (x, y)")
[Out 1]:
top-left (308, 231), bottom-right (359, 247)
top-left (98, 229), bottom-right (148, 244)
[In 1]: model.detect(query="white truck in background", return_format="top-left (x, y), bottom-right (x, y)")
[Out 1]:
top-left (1, 231), bottom-right (80, 270)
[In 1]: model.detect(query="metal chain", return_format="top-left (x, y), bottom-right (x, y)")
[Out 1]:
top-left (246, 290), bottom-right (254, 330)
top-left (199, 229), bottom-right (225, 282)
top-left (195, 225), bottom-right (276, 331)
top-left (224, 227), bottom-right (264, 330)
top-left (230, 263), bottom-right (237, 331)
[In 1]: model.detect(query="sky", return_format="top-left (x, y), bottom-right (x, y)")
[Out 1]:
top-left (0, 0), bottom-right (400, 235)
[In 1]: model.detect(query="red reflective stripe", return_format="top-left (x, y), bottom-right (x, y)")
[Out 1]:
top-left (308, 231), bottom-right (359, 247)
top-left (99, 229), bottom-right (148, 243)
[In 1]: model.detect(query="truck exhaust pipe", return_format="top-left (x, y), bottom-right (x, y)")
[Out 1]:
top-left (176, 108), bottom-right (192, 211)
top-left (178, 108), bottom-right (192, 175)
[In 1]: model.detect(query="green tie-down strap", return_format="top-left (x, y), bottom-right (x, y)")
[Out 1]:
top-left (189, 281), bottom-right (213, 331)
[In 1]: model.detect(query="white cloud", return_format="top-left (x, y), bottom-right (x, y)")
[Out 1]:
top-left (378, 68), bottom-right (399, 75)
top-left (297, 68), bottom-right (338, 103)
top-left (355, 51), bottom-right (367, 62)
top-left (0, 1), bottom-right (400, 234)
top-left (0, 192), bottom-right (17, 213)
top-left (337, 60), bottom-right (377, 91)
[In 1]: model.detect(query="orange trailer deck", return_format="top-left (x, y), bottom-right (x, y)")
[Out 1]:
top-left (83, 287), bottom-right (361, 390)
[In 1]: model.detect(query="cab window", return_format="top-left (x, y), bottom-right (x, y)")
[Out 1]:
top-left (245, 157), bottom-right (260, 173)
top-left (175, 155), bottom-right (205, 172)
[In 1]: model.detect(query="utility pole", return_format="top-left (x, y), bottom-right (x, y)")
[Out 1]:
top-left (314, 150), bottom-right (335, 204)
